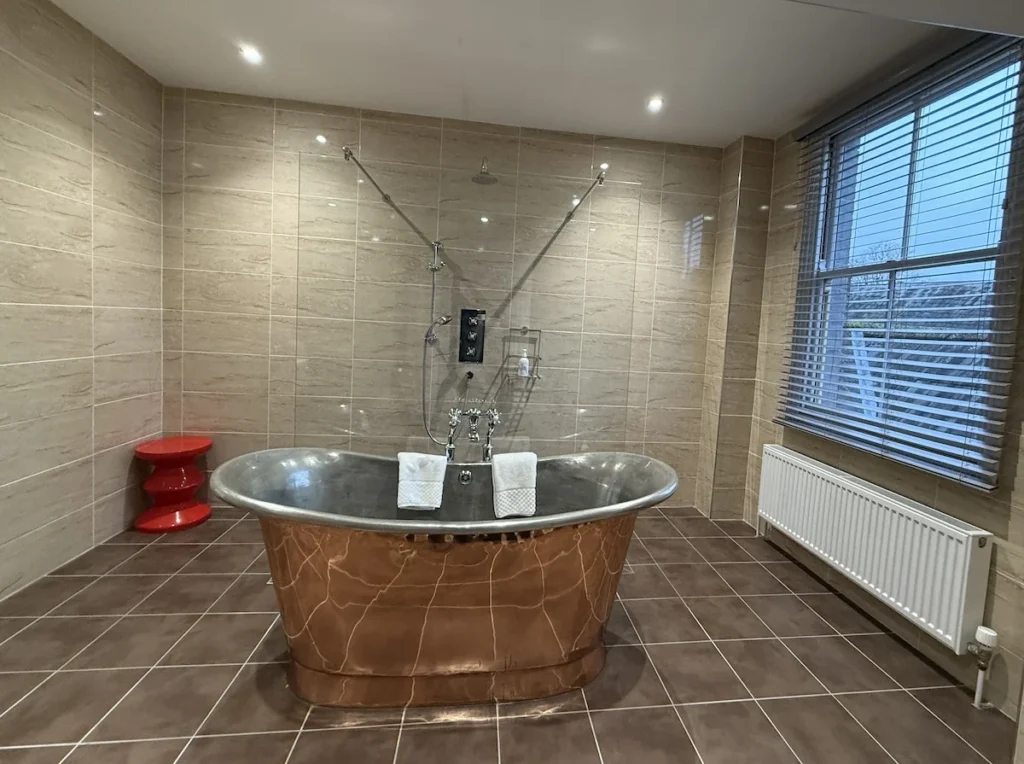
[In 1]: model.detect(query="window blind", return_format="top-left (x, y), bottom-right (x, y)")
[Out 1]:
top-left (780, 37), bottom-right (1024, 490)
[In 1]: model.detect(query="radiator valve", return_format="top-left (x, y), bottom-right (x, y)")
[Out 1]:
top-left (967, 626), bottom-right (998, 671)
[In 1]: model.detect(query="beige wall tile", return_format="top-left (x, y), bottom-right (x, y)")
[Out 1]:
top-left (92, 487), bottom-right (147, 544)
top-left (0, 457), bottom-right (91, 548)
top-left (0, 113), bottom-right (91, 201)
top-left (94, 156), bottom-right (161, 223)
top-left (439, 169), bottom-right (517, 215)
top-left (0, 47), bottom-right (91, 149)
top-left (0, 177), bottom-right (90, 254)
top-left (0, 304), bottom-right (91, 363)
top-left (94, 258), bottom-right (161, 308)
top-left (94, 392), bottom-right (161, 451)
top-left (184, 143), bottom-right (274, 191)
top-left (295, 317), bottom-right (354, 360)
top-left (182, 392), bottom-right (269, 433)
top-left (94, 207), bottom-right (161, 267)
top-left (95, 308), bottom-right (161, 355)
top-left (438, 208), bottom-right (513, 252)
top-left (0, 242), bottom-right (91, 305)
top-left (183, 270), bottom-right (270, 315)
top-left (0, 358), bottom-right (91, 426)
top-left (182, 228), bottom-right (272, 274)
top-left (0, 507), bottom-right (91, 598)
top-left (94, 106), bottom-right (161, 179)
top-left (94, 351), bottom-right (161, 404)
top-left (184, 186), bottom-right (273, 233)
top-left (93, 38), bottom-right (161, 134)
top-left (441, 129), bottom-right (519, 174)
top-left (182, 352), bottom-right (270, 394)
top-left (518, 137), bottom-right (593, 177)
top-left (0, 407), bottom-right (91, 485)
top-left (0, 0), bottom-right (92, 94)
top-left (185, 100), bottom-right (274, 150)
top-left (514, 255), bottom-right (586, 296)
top-left (360, 120), bottom-right (441, 166)
top-left (93, 436), bottom-right (148, 500)
top-left (273, 108), bottom-right (358, 156)
top-left (182, 311), bottom-right (270, 354)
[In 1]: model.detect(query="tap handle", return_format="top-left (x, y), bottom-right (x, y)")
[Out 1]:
top-left (466, 408), bottom-right (482, 421)
top-left (486, 408), bottom-right (501, 426)
top-left (448, 408), bottom-right (463, 428)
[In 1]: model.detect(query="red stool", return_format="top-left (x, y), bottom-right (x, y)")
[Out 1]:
top-left (134, 436), bottom-right (214, 533)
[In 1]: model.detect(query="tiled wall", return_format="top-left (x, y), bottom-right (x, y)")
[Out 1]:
top-left (696, 137), bottom-right (772, 519)
top-left (748, 133), bottom-right (1024, 719)
top-left (160, 89), bottom-right (724, 504)
top-left (0, 0), bottom-right (163, 595)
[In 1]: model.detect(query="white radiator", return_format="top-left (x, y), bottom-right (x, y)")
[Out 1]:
top-left (758, 445), bottom-right (992, 654)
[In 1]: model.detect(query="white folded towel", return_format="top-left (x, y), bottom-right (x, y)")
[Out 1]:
top-left (397, 452), bottom-right (447, 510)
top-left (492, 452), bottom-right (538, 518)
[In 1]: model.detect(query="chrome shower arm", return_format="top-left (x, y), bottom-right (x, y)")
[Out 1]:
top-left (341, 146), bottom-right (439, 251)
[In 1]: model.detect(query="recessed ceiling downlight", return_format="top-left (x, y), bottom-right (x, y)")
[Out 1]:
top-left (646, 95), bottom-right (664, 114)
top-left (239, 44), bottom-right (263, 65)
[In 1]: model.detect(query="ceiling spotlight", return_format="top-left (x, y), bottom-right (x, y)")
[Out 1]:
top-left (92, 109), bottom-right (103, 117)
top-left (599, 162), bottom-right (609, 170)
top-left (480, 216), bottom-right (489, 223)
top-left (239, 44), bottom-right (263, 65)
top-left (646, 95), bottom-right (664, 114)
top-left (316, 134), bottom-right (327, 144)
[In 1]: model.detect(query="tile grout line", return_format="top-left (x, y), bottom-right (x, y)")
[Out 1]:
top-left (639, 540), bottom-right (807, 764)
top-left (391, 707), bottom-right (407, 764)
top-left (0, 523), bottom-right (241, 729)
top-left (613, 590), bottom-right (707, 764)
top-left (43, 524), bottom-right (250, 763)
top-left (835, 631), bottom-right (998, 764)
top-left (673, 534), bottom-right (902, 764)
top-left (280, 704), bottom-right (313, 764)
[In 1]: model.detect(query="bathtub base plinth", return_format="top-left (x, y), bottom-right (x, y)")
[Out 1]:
top-left (287, 646), bottom-right (606, 708)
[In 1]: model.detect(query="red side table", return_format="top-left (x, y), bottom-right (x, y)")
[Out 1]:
top-left (134, 436), bottom-right (214, 533)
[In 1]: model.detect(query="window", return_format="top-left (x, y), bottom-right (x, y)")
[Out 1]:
top-left (781, 40), bottom-right (1024, 489)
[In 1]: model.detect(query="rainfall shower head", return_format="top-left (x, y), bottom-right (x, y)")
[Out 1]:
top-left (471, 157), bottom-right (498, 185)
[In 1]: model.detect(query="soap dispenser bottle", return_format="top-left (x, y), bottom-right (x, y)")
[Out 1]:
top-left (518, 349), bottom-right (531, 378)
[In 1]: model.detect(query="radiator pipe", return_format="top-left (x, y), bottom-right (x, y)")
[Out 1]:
top-left (966, 626), bottom-right (998, 709)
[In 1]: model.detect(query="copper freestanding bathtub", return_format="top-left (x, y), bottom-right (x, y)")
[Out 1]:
top-left (210, 449), bottom-right (678, 708)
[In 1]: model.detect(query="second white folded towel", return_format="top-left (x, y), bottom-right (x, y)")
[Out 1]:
top-left (492, 452), bottom-right (538, 518)
top-left (397, 452), bottom-right (447, 510)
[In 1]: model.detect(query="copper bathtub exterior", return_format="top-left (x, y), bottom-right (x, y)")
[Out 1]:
top-left (211, 449), bottom-right (677, 707)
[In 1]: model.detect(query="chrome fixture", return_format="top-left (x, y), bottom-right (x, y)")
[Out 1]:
top-left (466, 409), bottom-right (483, 442)
top-left (483, 409), bottom-right (501, 462)
top-left (446, 408), bottom-right (463, 462)
top-left (471, 157), bottom-right (498, 185)
top-left (425, 314), bottom-right (452, 344)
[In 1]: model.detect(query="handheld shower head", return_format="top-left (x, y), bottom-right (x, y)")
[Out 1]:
top-left (471, 158), bottom-right (498, 185)
top-left (436, 315), bottom-right (452, 326)
top-left (425, 314), bottom-right (452, 343)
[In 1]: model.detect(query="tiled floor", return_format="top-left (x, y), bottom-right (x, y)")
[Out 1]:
top-left (0, 507), bottom-right (1017, 764)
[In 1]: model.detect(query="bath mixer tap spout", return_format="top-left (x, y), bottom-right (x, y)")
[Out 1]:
top-left (483, 409), bottom-right (500, 462)
top-left (466, 409), bottom-right (482, 443)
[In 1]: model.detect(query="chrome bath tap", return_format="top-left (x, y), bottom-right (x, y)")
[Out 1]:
top-left (466, 409), bottom-right (483, 442)
top-left (483, 409), bottom-right (500, 462)
top-left (446, 408), bottom-right (462, 462)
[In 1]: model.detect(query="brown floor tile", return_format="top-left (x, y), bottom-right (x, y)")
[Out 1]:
top-left (246, 552), bottom-right (271, 573)
top-left (848, 634), bottom-right (956, 689)
top-left (109, 545), bottom-right (204, 575)
top-left (0, 671), bottom-right (49, 714)
top-left (638, 508), bottom-right (666, 518)
top-left (67, 615), bottom-right (199, 669)
top-left (647, 642), bottom-right (749, 703)
top-left (591, 706), bottom-right (698, 764)
top-left (712, 520), bottom-right (757, 537)
top-left (177, 733), bottom-right (297, 764)
top-left (912, 687), bottom-right (1017, 764)
top-left (0, 669), bottom-right (144, 745)
top-left (105, 529), bottom-right (164, 544)
top-left (717, 639), bottom-right (825, 698)
top-left (633, 518), bottom-right (682, 538)
top-left (215, 521), bottom-right (265, 544)
top-left (670, 518), bottom-right (726, 537)
top-left (500, 713), bottom-right (600, 764)
top-left (605, 602), bottom-right (640, 646)
top-left (713, 563), bottom-right (789, 595)
top-left (0, 618), bottom-right (26, 643)
top-left (742, 595), bottom-right (836, 637)
top-left (88, 665), bottom-right (238, 741)
top-left (290, 727), bottom-right (399, 764)
top-left (784, 636), bottom-right (898, 692)
top-left (684, 597), bottom-right (772, 639)
top-left (404, 704), bottom-right (495, 725)
top-left (155, 520), bottom-right (235, 544)
top-left (687, 537), bottom-right (753, 563)
top-left (679, 700), bottom-right (799, 764)
top-left (200, 663), bottom-right (308, 734)
top-left (625, 539), bottom-right (654, 564)
top-left (800, 593), bottom-right (885, 634)
top-left (305, 705), bottom-right (405, 729)
top-left (615, 565), bottom-right (677, 599)
top-left (180, 544), bottom-right (264, 574)
top-left (251, 621), bottom-right (289, 662)
top-left (210, 574), bottom-right (280, 613)
top-left (660, 563), bottom-right (733, 597)
top-left (582, 645), bottom-right (670, 709)
top-left (840, 691), bottom-right (989, 764)
top-left (210, 506), bottom-right (250, 520)
top-left (52, 576), bottom-right (169, 616)
top-left (660, 507), bottom-right (701, 519)
top-left (762, 562), bottom-right (829, 594)
top-left (160, 613), bottom-right (275, 665)
top-left (53, 546), bottom-right (147, 576)
top-left (733, 537), bottom-right (790, 562)
top-left (131, 575), bottom-right (237, 614)
top-left (760, 696), bottom-right (889, 764)
top-left (0, 577), bottom-right (95, 617)
top-left (395, 723), bottom-right (497, 764)
top-left (498, 690), bottom-right (587, 718)
top-left (641, 538), bottom-right (703, 564)
top-left (623, 599), bottom-right (707, 643)
top-left (0, 616), bottom-right (116, 670)
top-left (64, 740), bottom-right (188, 763)
top-left (3, 748), bottom-right (73, 764)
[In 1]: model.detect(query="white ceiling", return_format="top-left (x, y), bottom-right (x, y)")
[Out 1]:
top-left (53, 0), bottom-right (937, 146)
